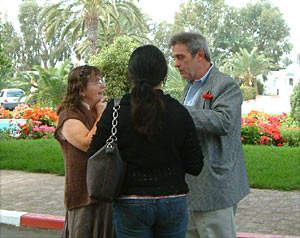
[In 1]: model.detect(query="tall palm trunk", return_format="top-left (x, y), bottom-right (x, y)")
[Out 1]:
top-left (253, 78), bottom-right (259, 95)
top-left (85, 12), bottom-right (99, 56)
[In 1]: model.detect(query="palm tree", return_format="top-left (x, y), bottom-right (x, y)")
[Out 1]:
top-left (225, 48), bottom-right (273, 94)
top-left (39, 0), bottom-right (147, 56)
top-left (164, 60), bottom-right (186, 90)
top-left (19, 61), bottom-right (71, 108)
top-left (162, 61), bottom-right (186, 101)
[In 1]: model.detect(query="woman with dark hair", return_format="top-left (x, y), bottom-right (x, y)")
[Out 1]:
top-left (55, 65), bottom-right (114, 238)
top-left (87, 45), bottom-right (204, 238)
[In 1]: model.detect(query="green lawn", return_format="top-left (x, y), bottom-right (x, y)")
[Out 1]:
top-left (0, 139), bottom-right (299, 190)
top-left (243, 145), bottom-right (300, 191)
top-left (0, 138), bottom-right (64, 175)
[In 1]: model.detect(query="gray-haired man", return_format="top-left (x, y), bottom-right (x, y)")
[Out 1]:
top-left (169, 32), bottom-right (250, 238)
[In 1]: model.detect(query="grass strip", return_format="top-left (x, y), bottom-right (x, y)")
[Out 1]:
top-left (243, 145), bottom-right (300, 191)
top-left (0, 138), bottom-right (64, 176)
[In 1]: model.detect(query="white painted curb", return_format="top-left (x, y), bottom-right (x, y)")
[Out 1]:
top-left (0, 209), bottom-right (26, 226)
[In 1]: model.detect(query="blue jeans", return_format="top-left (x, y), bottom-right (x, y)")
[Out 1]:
top-left (113, 196), bottom-right (188, 238)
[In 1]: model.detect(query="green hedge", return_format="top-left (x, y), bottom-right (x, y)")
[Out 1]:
top-left (90, 36), bottom-right (140, 100)
top-left (290, 82), bottom-right (300, 126)
top-left (241, 85), bottom-right (256, 101)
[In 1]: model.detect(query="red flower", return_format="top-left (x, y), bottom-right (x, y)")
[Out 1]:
top-left (241, 137), bottom-right (244, 141)
top-left (202, 91), bottom-right (213, 100)
top-left (260, 136), bottom-right (269, 145)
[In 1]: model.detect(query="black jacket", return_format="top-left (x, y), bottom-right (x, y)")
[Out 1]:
top-left (87, 91), bottom-right (204, 196)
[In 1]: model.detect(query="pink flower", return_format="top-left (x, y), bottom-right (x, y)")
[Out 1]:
top-left (40, 125), bottom-right (50, 132)
top-left (43, 135), bottom-right (48, 138)
top-left (32, 126), bottom-right (40, 132)
top-left (49, 127), bottom-right (55, 132)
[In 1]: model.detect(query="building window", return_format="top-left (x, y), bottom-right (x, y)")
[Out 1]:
top-left (289, 78), bottom-right (293, 86)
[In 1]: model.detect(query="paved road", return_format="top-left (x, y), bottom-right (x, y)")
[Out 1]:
top-left (0, 170), bottom-right (299, 236)
top-left (242, 95), bottom-right (291, 115)
top-left (0, 224), bottom-right (62, 238)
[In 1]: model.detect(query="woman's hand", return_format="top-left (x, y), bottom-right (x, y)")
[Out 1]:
top-left (95, 96), bottom-right (107, 117)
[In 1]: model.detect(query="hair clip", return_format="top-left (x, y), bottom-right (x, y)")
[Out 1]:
top-left (79, 65), bottom-right (88, 78)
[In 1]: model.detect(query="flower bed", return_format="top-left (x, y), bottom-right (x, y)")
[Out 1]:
top-left (0, 104), bottom-right (58, 139)
top-left (1, 105), bottom-right (299, 145)
top-left (242, 110), bottom-right (300, 146)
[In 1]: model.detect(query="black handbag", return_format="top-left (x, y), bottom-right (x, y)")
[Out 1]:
top-left (87, 98), bottom-right (126, 202)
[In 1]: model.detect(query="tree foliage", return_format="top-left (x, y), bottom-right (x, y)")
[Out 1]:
top-left (90, 36), bottom-right (140, 99)
top-left (224, 48), bottom-right (272, 94)
top-left (171, 0), bottom-right (291, 67)
top-left (290, 82), bottom-right (300, 126)
top-left (0, 16), bottom-right (22, 88)
top-left (18, 0), bottom-right (72, 70)
top-left (0, 22), bottom-right (12, 85)
top-left (18, 61), bottom-right (71, 108)
top-left (151, 21), bottom-right (175, 59)
top-left (236, 0), bottom-right (292, 65)
top-left (39, 0), bottom-right (148, 57)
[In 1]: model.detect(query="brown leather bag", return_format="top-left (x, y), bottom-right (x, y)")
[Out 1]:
top-left (87, 98), bottom-right (126, 202)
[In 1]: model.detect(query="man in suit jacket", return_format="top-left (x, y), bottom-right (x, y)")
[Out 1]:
top-left (169, 32), bottom-right (250, 238)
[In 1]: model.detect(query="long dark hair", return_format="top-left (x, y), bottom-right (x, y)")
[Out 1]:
top-left (57, 65), bottom-right (101, 114)
top-left (129, 45), bottom-right (168, 139)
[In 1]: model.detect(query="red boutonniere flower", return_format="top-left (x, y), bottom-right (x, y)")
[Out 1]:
top-left (202, 91), bottom-right (213, 100)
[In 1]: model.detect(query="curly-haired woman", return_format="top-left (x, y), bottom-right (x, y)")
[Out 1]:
top-left (55, 65), bottom-right (114, 238)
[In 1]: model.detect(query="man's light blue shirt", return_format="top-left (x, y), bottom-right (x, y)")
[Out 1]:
top-left (183, 64), bottom-right (214, 106)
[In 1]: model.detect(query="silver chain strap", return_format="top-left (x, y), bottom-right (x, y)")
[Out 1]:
top-left (106, 104), bottom-right (120, 148)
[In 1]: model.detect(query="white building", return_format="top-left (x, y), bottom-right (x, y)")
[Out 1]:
top-left (261, 64), bottom-right (300, 96)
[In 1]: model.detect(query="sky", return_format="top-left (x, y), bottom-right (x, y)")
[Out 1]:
top-left (0, 0), bottom-right (299, 61)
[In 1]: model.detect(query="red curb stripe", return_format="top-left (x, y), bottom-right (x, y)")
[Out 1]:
top-left (15, 212), bottom-right (298, 238)
top-left (20, 213), bottom-right (64, 230)
top-left (237, 232), bottom-right (299, 238)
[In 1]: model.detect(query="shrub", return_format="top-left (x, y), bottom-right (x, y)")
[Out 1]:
top-left (279, 127), bottom-right (300, 147)
top-left (241, 124), bottom-right (260, 145)
top-left (21, 105), bottom-right (58, 127)
top-left (241, 111), bottom-right (300, 146)
top-left (257, 80), bottom-right (264, 95)
top-left (12, 104), bottom-right (30, 118)
top-left (90, 36), bottom-right (140, 100)
top-left (290, 81), bottom-right (300, 126)
top-left (240, 85), bottom-right (256, 101)
top-left (2, 119), bottom-right (55, 139)
top-left (163, 88), bottom-right (183, 101)
top-left (0, 105), bottom-right (12, 119)
top-left (0, 105), bottom-right (58, 139)
top-left (163, 62), bottom-right (185, 101)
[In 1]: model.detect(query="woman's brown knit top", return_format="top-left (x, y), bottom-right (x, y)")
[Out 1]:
top-left (55, 104), bottom-right (99, 210)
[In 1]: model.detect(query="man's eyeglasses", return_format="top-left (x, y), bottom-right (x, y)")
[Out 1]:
top-left (88, 79), bottom-right (104, 85)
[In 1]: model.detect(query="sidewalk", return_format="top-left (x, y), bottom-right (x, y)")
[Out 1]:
top-left (242, 95), bottom-right (291, 115)
top-left (0, 170), bottom-right (299, 237)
